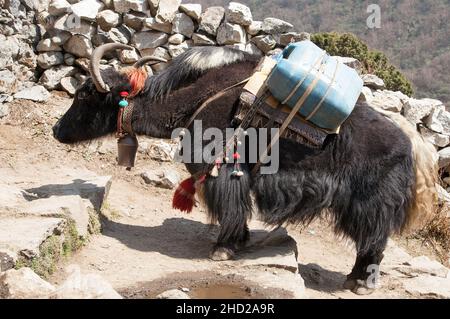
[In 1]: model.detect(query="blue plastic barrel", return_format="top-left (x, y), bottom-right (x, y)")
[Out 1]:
top-left (266, 40), bottom-right (363, 131)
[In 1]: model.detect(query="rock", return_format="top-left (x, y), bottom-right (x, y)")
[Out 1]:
top-left (53, 265), bottom-right (122, 299)
top-left (71, 0), bottom-right (104, 21)
top-left (113, 0), bottom-right (145, 13)
top-left (155, 0), bottom-right (181, 23)
top-left (119, 48), bottom-right (139, 64)
top-left (64, 53), bottom-right (76, 66)
top-left (0, 216), bottom-right (65, 260)
top-left (419, 126), bottom-right (450, 148)
top-left (424, 103), bottom-right (450, 134)
top-left (108, 26), bottom-right (133, 44)
top-left (156, 289), bottom-right (190, 299)
top-left (60, 77), bottom-right (79, 96)
top-left (172, 13), bottom-right (195, 38)
top-left (179, 3), bottom-right (202, 21)
top-left (50, 30), bottom-right (72, 46)
top-left (147, 0), bottom-right (159, 16)
top-left (37, 51), bottom-right (64, 69)
top-left (262, 17), bottom-right (293, 34)
top-left (246, 20), bottom-right (262, 36)
top-left (0, 70), bottom-right (18, 94)
top-left (199, 6), bottom-right (225, 36)
top-left (438, 147), bottom-right (450, 169)
top-left (142, 46), bottom-right (171, 61)
top-left (192, 33), bottom-right (215, 46)
top-left (367, 90), bottom-right (404, 113)
top-left (48, 0), bottom-right (71, 15)
top-left (132, 31), bottom-right (168, 50)
top-left (0, 104), bottom-right (9, 119)
top-left (96, 9), bottom-right (120, 31)
top-left (404, 98), bottom-right (441, 125)
top-left (143, 17), bottom-right (172, 33)
top-left (168, 41), bottom-right (189, 58)
top-left (0, 183), bottom-right (27, 208)
top-left (141, 170), bottom-right (180, 189)
top-left (278, 32), bottom-right (310, 46)
top-left (168, 34), bottom-right (185, 45)
top-left (251, 35), bottom-right (276, 53)
top-left (63, 35), bottom-right (93, 58)
top-left (361, 74), bottom-right (385, 90)
top-left (217, 22), bottom-right (246, 45)
top-left (0, 268), bottom-right (56, 299)
top-left (0, 36), bottom-right (20, 69)
top-left (226, 2), bottom-right (252, 26)
top-left (14, 85), bottom-right (51, 102)
top-left (335, 56), bottom-right (363, 72)
top-left (403, 275), bottom-right (450, 299)
top-left (397, 256), bottom-right (450, 278)
top-left (53, 14), bottom-right (97, 38)
top-left (436, 184), bottom-right (450, 203)
top-left (123, 12), bottom-right (146, 31)
top-left (36, 38), bottom-right (62, 52)
top-left (147, 140), bottom-right (176, 161)
top-left (244, 42), bottom-right (263, 56)
top-left (39, 65), bottom-right (76, 90)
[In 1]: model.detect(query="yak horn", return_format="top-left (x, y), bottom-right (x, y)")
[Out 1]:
top-left (133, 56), bottom-right (168, 69)
top-left (90, 43), bottom-right (134, 93)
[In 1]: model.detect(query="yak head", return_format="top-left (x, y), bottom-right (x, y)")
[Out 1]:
top-left (52, 43), bottom-right (167, 144)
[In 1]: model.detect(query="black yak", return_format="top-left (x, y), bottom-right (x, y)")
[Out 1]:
top-left (53, 43), bottom-right (437, 295)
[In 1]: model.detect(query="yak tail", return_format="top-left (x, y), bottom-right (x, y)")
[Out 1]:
top-left (374, 107), bottom-right (439, 232)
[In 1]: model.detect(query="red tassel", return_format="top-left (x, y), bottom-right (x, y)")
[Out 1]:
top-left (172, 175), bottom-right (207, 213)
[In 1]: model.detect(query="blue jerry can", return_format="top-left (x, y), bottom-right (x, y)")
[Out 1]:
top-left (266, 40), bottom-right (363, 131)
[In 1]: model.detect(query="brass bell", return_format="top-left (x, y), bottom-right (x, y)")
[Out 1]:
top-left (117, 134), bottom-right (139, 170)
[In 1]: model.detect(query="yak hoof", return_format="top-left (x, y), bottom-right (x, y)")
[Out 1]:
top-left (344, 279), bottom-right (376, 295)
top-left (209, 246), bottom-right (235, 261)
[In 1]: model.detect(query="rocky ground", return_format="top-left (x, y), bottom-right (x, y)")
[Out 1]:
top-left (0, 93), bottom-right (449, 299)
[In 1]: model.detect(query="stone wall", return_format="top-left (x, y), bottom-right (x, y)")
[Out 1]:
top-left (1, 0), bottom-right (450, 199)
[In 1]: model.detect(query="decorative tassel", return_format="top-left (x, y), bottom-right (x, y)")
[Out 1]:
top-left (172, 175), bottom-right (206, 213)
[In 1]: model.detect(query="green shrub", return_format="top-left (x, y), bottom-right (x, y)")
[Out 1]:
top-left (311, 32), bottom-right (414, 96)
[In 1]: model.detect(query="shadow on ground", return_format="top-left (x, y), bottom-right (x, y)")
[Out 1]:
top-left (298, 263), bottom-right (347, 294)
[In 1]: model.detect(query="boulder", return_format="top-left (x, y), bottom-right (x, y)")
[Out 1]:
top-left (0, 36), bottom-right (19, 69)
top-left (147, 140), bottom-right (176, 161)
top-left (172, 13), bottom-right (195, 38)
top-left (367, 90), bottom-right (404, 113)
top-left (37, 52), bottom-right (64, 69)
top-left (168, 41), bottom-right (189, 58)
top-left (397, 256), bottom-right (449, 278)
top-left (112, 0), bottom-right (145, 13)
top-left (71, 0), bottom-right (104, 21)
top-left (123, 12), bottom-right (146, 31)
top-left (262, 17), bottom-right (293, 34)
top-left (199, 6), bottom-right (225, 36)
top-left (63, 35), bottom-right (93, 58)
top-left (141, 170), bottom-right (180, 189)
top-left (244, 42), bottom-right (263, 56)
top-left (192, 33), bottom-right (215, 46)
top-left (108, 26), bottom-right (133, 44)
top-left (64, 53), bottom-right (76, 66)
top-left (36, 38), bottom-right (62, 52)
top-left (0, 70), bottom-right (18, 94)
top-left (179, 3), bottom-right (202, 21)
top-left (48, 0), bottom-right (71, 16)
top-left (251, 35), bottom-right (276, 53)
top-left (53, 14), bottom-right (97, 38)
top-left (14, 85), bottom-right (51, 102)
top-left (60, 77), bottom-right (79, 96)
top-left (0, 268), bottom-right (56, 299)
top-left (53, 265), bottom-right (122, 299)
top-left (119, 48), bottom-right (139, 64)
top-left (143, 17), bottom-right (172, 34)
top-left (246, 20), bottom-right (262, 36)
top-left (217, 22), bottom-right (246, 45)
top-left (96, 9), bottom-right (120, 31)
top-left (132, 31), bottom-right (168, 50)
top-left (278, 32), bottom-right (310, 46)
top-left (334, 56), bottom-right (363, 73)
top-left (147, 0), bottom-right (159, 16)
top-left (424, 103), bottom-right (450, 134)
top-left (156, 289), bottom-right (190, 299)
top-left (39, 65), bottom-right (76, 90)
top-left (155, 0), bottom-right (181, 23)
top-left (361, 74), bottom-right (385, 90)
top-left (403, 275), bottom-right (450, 299)
top-left (404, 98), bottom-right (441, 125)
top-left (438, 147), bottom-right (450, 169)
top-left (419, 126), bottom-right (450, 148)
top-left (226, 2), bottom-right (252, 26)
top-left (168, 34), bottom-right (185, 45)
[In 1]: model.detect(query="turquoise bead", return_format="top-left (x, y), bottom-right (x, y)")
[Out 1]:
top-left (119, 100), bottom-right (129, 108)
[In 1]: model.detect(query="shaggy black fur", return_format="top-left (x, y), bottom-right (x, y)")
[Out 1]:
top-left (53, 46), bottom-right (416, 293)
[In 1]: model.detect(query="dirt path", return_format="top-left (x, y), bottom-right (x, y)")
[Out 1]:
top-left (1, 94), bottom-right (446, 299)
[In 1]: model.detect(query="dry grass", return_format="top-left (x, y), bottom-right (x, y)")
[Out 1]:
top-left (413, 204), bottom-right (450, 267)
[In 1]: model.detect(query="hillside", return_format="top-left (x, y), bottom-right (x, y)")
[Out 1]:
top-left (199, 0), bottom-right (450, 105)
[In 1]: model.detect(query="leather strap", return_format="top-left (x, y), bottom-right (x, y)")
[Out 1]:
top-left (117, 100), bottom-right (134, 137)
